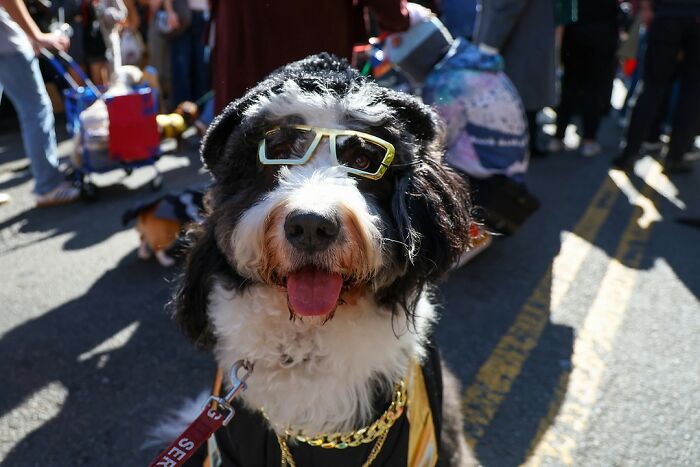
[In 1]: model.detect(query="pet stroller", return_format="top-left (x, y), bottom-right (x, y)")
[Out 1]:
top-left (42, 50), bottom-right (163, 200)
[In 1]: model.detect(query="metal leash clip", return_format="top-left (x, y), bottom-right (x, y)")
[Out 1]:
top-left (206, 360), bottom-right (254, 425)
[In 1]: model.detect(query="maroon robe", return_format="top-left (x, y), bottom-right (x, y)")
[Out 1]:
top-left (211, 0), bottom-right (410, 112)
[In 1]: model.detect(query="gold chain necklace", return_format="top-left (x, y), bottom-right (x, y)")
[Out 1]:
top-left (271, 379), bottom-right (407, 466)
top-left (277, 430), bottom-right (389, 467)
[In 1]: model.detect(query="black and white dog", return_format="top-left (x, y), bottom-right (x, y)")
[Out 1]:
top-left (172, 53), bottom-right (475, 466)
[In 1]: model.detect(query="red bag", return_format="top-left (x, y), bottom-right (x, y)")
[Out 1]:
top-left (106, 90), bottom-right (160, 162)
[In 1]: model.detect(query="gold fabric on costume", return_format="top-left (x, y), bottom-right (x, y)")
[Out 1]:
top-left (407, 360), bottom-right (438, 467)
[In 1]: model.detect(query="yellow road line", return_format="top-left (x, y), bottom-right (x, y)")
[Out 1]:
top-left (462, 176), bottom-right (621, 446)
top-left (525, 371), bottom-right (571, 462)
top-left (525, 182), bottom-right (657, 466)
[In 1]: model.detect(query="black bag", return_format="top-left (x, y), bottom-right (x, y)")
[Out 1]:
top-left (468, 175), bottom-right (540, 236)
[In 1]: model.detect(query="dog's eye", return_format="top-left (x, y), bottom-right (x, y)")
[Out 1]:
top-left (264, 127), bottom-right (313, 160)
top-left (350, 155), bottom-right (370, 170)
top-left (336, 135), bottom-right (385, 174)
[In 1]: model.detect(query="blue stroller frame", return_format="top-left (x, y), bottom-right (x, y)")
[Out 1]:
top-left (41, 50), bottom-right (163, 200)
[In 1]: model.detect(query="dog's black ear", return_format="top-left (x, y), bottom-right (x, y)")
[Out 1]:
top-left (199, 98), bottom-right (248, 177)
top-left (382, 88), bottom-right (443, 151)
top-left (172, 222), bottom-right (235, 350)
top-left (392, 156), bottom-right (472, 280)
top-left (379, 92), bottom-right (472, 311)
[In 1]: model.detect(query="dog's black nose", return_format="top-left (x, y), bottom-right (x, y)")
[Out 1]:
top-left (284, 211), bottom-right (340, 253)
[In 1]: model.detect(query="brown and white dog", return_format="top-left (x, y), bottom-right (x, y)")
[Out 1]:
top-left (166, 54), bottom-right (475, 466)
top-left (122, 189), bottom-right (204, 267)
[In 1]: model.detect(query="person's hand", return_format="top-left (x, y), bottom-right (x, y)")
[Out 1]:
top-left (639, 0), bottom-right (654, 26)
top-left (167, 9), bottom-right (180, 30)
top-left (33, 31), bottom-right (69, 52)
top-left (406, 2), bottom-right (432, 26)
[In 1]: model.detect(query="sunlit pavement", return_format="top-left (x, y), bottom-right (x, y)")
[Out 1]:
top-left (1, 109), bottom-right (699, 465)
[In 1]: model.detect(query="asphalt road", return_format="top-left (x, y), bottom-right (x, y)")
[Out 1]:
top-left (1, 113), bottom-right (698, 467)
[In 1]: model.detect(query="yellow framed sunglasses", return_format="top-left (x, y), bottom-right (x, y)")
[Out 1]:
top-left (258, 124), bottom-right (396, 180)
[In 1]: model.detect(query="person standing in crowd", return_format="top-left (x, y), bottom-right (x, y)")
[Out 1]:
top-left (0, 0), bottom-right (80, 206)
top-left (147, 0), bottom-right (172, 110)
top-left (210, 0), bottom-right (413, 113)
top-left (548, 0), bottom-right (621, 157)
top-left (164, 0), bottom-right (209, 108)
top-left (81, 0), bottom-right (128, 85)
top-left (613, 0), bottom-right (700, 174)
top-left (475, 0), bottom-right (557, 158)
top-left (440, 0), bottom-right (478, 39)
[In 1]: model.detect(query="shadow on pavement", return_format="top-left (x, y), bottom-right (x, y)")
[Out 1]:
top-left (0, 161), bottom-right (205, 256)
top-left (439, 223), bottom-right (575, 467)
top-left (637, 173), bottom-right (700, 301)
top-left (436, 127), bottom-right (698, 465)
top-left (0, 167), bottom-right (32, 192)
top-left (0, 253), bottom-right (213, 466)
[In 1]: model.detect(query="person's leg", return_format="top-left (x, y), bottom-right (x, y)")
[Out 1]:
top-left (526, 109), bottom-right (544, 157)
top-left (553, 27), bottom-right (575, 142)
top-left (554, 71), bottom-right (575, 141)
top-left (616, 17), bottom-right (682, 167)
top-left (170, 25), bottom-right (193, 107)
top-left (0, 53), bottom-right (64, 194)
top-left (646, 84), bottom-right (673, 144)
top-left (148, 16), bottom-right (172, 110)
top-left (189, 10), bottom-right (210, 102)
top-left (665, 18), bottom-right (700, 166)
top-left (88, 60), bottom-right (109, 86)
top-left (581, 28), bottom-right (618, 143)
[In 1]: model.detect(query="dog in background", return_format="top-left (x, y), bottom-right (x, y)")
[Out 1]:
top-left (166, 53), bottom-right (476, 466)
top-left (122, 189), bottom-right (204, 267)
top-left (156, 101), bottom-right (201, 142)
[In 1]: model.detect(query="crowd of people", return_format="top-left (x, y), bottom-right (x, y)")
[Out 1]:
top-left (0, 0), bottom-right (698, 210)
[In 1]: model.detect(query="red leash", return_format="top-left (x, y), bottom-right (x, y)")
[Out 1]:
top-left (148, 361), bottom-right (254, 467)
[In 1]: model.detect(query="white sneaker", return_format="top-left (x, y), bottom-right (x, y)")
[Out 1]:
top-left (0, 193), bottom-right (10, 205)
top-left (580, 141), bottom-right (602, 158)
top-left (35, 182), bottom-right (80, 207)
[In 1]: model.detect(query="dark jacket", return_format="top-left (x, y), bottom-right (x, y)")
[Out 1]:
top-left (475, 0), bottom-right (557, 110)
top-left (654, 0), bottom-right (700, 16)
top-left (577, 0), bottom-right (619, 23)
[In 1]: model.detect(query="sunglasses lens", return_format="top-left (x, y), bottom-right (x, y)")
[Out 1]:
top-left (335, 135), bottom-right (387, 175)
top-left (264, 127), bottom-right (315, 161)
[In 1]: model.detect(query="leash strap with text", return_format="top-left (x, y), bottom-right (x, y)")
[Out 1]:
top-left (149, 402), bottom-right (228, 467)
top-left (148, 361), bottom-right (253, 467)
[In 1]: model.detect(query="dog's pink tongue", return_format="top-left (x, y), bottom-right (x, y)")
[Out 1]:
top-left (287, 266), bottom-right (343, 317)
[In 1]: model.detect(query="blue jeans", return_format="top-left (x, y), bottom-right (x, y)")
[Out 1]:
top-left (169, 9), bottom-right (210, 108)
top-left (0, 52), bottom-right (63, 195)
